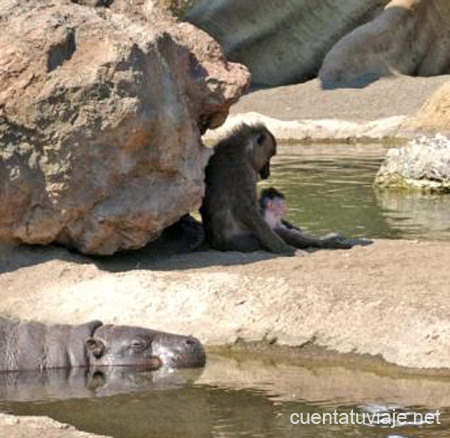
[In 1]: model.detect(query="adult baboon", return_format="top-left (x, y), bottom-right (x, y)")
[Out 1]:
top-left (259, 187), bottom-right (372, 249)
top-left (200, 123), bottom-right (301, 256)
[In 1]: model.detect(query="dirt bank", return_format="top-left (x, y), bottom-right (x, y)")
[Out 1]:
top-left (203, 75), bottom-right (450, 143)
top-left (1, 239), bottom-right (449, 371)
top-left (232, 76), bottom-right (450, 122)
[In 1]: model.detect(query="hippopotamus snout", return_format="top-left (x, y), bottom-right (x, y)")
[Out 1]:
top-left (86, 325), bottom-right (206, 370)
top-left (151, 334), bottom-right (206, 369)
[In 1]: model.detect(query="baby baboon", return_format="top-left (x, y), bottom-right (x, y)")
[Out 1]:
top-left (200, 123), bottom-right (300, 256)
top-left (259, 187), bottom-right (372, 249)
top-left (163, 214), bottom-right (205, 252)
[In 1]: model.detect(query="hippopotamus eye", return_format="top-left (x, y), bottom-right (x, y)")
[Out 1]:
top-left (130, 339), bottom-right (148, 350)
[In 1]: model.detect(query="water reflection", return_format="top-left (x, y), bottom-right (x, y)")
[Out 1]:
top-left (375, 190), bottom-right (450, 240)
top-left (0, 367), bottom-right (203, 402)
top-left (1, 355), bottom-right (450, 438)
top-left (265, 144), bottom-right (450, 241)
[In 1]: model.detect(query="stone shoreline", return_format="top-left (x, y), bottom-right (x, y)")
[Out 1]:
top-left (203, 112), bottom-right (408, 144)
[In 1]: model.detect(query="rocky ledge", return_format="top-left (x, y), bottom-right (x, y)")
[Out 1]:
top-left (1, 239), bottom-right (450, 372)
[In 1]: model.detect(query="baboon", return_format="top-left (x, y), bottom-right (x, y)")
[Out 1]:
top-left (163, 214), bottom-right (205, 252)
top-left (200, 123), bottom-right (302, 256)
top-left (259, 187), bottom-right (372, 249)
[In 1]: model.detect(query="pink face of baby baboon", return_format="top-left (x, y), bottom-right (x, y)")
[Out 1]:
top-left (263, 197), bottom-right (286, 229)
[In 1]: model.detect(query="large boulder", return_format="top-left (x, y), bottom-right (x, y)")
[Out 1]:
top-left (320, 0), bottom-right (450, 86)
top-left (186, 0), bottom-right (388, 87)
top-left (187, 0), bottom-right (450, 88)
top-left (0, 0), bottom-right (249, 254)
top-left (375, 135), bottom-right (450, 192)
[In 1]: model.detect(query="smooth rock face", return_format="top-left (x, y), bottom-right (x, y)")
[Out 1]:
top-left (375, 135), bottom-right (450, 191)
top-left (187, 0), bottom-right (388, 87)
top-left (187, 0), bottom-right (450, 88)
top-left (320, 0), bottom-right (450, 86)
top-left (0, 0), bottom-right (249, 254)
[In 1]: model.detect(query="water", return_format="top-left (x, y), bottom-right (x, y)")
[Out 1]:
top-left (1, 355), bottom-right (450, 438)
top-left (263, 144), bottom-right (450, 241)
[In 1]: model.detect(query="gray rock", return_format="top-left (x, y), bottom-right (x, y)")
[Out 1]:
top-left (186, 0), bottom-right (386, 87)
top-left (375, 135), bottom-right (450, 191)
top-left (320, 0), bottom-right (450, 87)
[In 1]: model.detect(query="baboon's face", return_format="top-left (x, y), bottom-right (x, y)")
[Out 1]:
top-left (248, 129), bottom-right (277, 180)
top-left (266, 197), bottom-right (286, 221)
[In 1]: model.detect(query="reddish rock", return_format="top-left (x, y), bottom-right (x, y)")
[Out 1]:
top-left (0, 0), bottom-right (250, 254)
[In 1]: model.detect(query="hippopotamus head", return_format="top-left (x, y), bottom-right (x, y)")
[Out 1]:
top-left (85, 325), bottom-right (206, 370)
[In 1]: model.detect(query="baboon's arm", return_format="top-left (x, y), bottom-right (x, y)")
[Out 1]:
top-left (275, 227), bottom-right (328, 249)
top-left (238, 205), bottom-right (296, 255)
top-left (281, 219), bottom-right (302, 232)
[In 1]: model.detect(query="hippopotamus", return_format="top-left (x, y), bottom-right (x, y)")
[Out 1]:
top-left (0, 317), bottom-right (205, 372)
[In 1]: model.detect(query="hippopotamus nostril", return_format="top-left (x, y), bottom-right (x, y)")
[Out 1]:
top-left (185, 338), bottom-right (196, 346)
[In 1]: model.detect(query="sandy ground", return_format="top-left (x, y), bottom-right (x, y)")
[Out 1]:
top-left (232, 75), bottom-right (450, 122)
top-left (1, 239), bottom-right (449, 371)
top-left (202, 75), bottom-right (450, 143)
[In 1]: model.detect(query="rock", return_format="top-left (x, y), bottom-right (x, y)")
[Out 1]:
top-left (404, 81), bottom-right (450, 135)
top-left (202, 112), bottom-right (406, 144)
top-left (187, 0), bottom-right (450, 88)
top-left (0, 0), bottom-right (249, 254)
top-left (0, 413), bottom-right (110, 438)
top-left (186, 0), bottom-right (388, 87)
top-left (375, 135), bottom-right (450, 191)
top-left (154, 0), bottom-right (198, 18)
top-left (320, 0), bottom-right (450, 86)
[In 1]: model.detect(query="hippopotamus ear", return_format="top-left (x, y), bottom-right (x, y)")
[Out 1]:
top-left (85, 338), bottom-right (105, 358)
